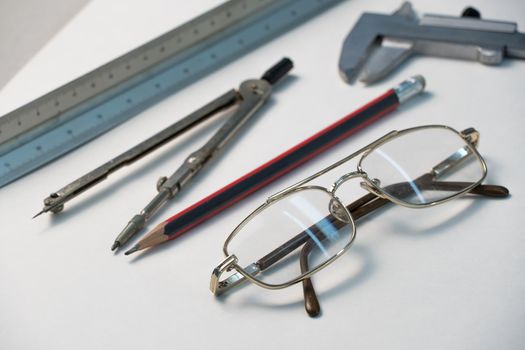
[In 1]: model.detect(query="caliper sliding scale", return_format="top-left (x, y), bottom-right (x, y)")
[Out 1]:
top-left (0, 0), bottom-right (341, 188)
top-left (339, 2), bottom-right (525, 84)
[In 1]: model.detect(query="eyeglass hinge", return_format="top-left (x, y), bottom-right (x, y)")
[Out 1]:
top-left (210, 255), bottom-right (262, 296)
top-left (210, 255), bottom-right (237, 295)
top-left (461, 127), bottom-right (480, 147)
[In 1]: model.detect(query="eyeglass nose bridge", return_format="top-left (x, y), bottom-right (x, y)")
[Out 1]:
top-left (331, 171), bottom-right (385, 199)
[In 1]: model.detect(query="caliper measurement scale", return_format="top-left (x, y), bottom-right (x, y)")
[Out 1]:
top-left (0, 0), bottom-right (341, 188)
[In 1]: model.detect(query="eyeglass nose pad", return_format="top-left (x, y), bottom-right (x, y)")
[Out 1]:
top-left (360, 179), bottom-right (384, 198)
top-left (328, 198), bottom-right (351, 223)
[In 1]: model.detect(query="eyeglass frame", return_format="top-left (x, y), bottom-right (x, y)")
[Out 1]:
top-left (210, 124), bottom-right (487, 295)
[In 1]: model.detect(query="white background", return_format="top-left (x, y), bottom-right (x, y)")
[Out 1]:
top-left (0, 0), bottom-right (89, 90)
top-left (1, 1), bottom-right (524, 349)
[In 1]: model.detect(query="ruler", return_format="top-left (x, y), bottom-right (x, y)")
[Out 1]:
top-left (0, 0), bottom-right (341, 188)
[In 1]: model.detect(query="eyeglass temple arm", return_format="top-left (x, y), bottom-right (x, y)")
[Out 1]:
top-left (251, 128), bottom-right (485, 278)
top-left (257, 178), bottom-right (509, 273)
top-left (211, 199), bottom-right (341, 295)
top-left (211, 180), bottom-right (508, 298)
top-left (300, 181), bottom-right (509, 317)
top-left (212, 128), bottom-right (501, 297)
top-left (431, 127), bottom-right (480, 178)
top-left (299, 241), bottom-right (319, 317)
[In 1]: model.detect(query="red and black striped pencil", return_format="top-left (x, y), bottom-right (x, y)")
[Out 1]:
top-left (125, 75), bottom-right (426, 255)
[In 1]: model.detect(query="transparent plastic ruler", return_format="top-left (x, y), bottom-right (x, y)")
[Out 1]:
top-left (0, 0), bottom-right (341, 187)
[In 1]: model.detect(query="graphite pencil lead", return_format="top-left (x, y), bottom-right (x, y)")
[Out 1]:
top-left (125, 246), bottom-right (139, 255)
top-left (111, 241), bottom-right (120, 251)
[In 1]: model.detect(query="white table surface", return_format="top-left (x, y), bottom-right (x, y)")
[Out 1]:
top-left (1, 1), bottom-right (524, 349)
top-left (0, 0), bottom-right (89, 90)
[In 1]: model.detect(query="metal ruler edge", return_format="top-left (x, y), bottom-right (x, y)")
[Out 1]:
top-left (0, 0), bottom-right (342, 187)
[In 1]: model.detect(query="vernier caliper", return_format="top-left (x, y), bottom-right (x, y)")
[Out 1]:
top-left (339, 2), bottom-right (525, 84)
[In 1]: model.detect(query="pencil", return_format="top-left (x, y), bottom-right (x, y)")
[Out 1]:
top-left (125, 76), bottom-right (426, 255)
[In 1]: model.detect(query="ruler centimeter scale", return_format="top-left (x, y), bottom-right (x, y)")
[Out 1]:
top-left (0, 0), bottom-right (341, 188)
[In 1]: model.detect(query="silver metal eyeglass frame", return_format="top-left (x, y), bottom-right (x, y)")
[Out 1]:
top-left (210, 124), bottom-right (487, 295)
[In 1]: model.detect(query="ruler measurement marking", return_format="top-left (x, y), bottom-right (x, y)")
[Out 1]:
top-left (0, 0), bottom-right (273, 143)
top-left (0, 0), bottom-right (340, 186)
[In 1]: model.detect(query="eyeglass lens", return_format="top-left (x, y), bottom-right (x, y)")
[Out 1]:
top-left (360, 127), bottom-right (485, 206)
top-left (227, 127), bottom-right (485, 286)
top-left (228, 188), bottom-right (354, 285)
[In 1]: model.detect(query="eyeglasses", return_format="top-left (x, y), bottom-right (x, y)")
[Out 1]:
top-left (210, 125), bottom-right (509, 315)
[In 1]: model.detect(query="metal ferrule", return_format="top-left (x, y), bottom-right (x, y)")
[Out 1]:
top-left (393, 75), bottom-right (426, 104)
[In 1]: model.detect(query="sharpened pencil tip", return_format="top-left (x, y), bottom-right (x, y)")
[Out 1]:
top-left (32, 210), bottom-right (45, 219)
top-left (111, 241), bottom-right (120, 251)
top-left (125, 246), bottom-right (139, 255)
